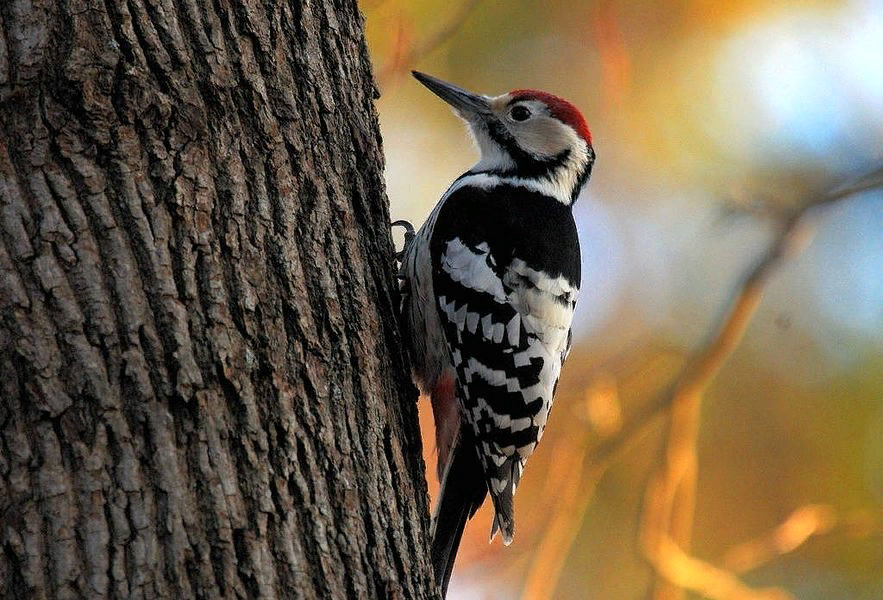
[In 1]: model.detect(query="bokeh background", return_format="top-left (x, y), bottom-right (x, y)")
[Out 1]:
top-left (364, 1), bottom-right (883, 598)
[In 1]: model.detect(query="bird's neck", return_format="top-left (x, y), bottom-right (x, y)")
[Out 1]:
top-left (468, 145), bottom-right (591, 206)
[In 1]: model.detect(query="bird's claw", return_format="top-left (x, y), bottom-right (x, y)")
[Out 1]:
top-left (391, 219), bottom-right (416, 263)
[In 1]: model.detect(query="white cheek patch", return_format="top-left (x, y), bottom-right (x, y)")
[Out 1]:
top-left (517, 118), bottom-right (573, 158)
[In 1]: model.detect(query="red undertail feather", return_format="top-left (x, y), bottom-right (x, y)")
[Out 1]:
top-left (431, 370), bottom-right (460, 480)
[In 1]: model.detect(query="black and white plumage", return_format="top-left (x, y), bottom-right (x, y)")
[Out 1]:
top-left (399, 71), bottom-right (594, 595)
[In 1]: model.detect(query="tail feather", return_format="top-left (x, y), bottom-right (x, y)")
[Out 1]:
top-left (489, 493), bottom-right (514, 546)
top-left (487, 456), bottom-right (522, 545)
top-left (431, 426), bottom-right (487, 597)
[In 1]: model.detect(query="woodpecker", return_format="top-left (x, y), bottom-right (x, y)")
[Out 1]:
top-left (399, 71), bottom-right (594, 595)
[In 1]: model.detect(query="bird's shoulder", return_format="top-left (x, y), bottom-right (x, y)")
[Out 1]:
top-left (430, 178), bottom-right (581, 290)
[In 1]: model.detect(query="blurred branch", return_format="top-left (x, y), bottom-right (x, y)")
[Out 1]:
top-left (376, 0), bottom-right (482, 89)
top-left (642, 530), bottom-right (794, 600)
top-left (628, 166), bottom-right (883, 600)
top-left (520, 429), bottom-right (602, 600)
top-left (647, 503), bottom-right (883, 599)
top-left (520, 377), bottom-right (622, 600)
top-left (724, 505), bottom-right (883, 574)
top-left (584, 374), bottom-right (623, 438)
top-left (587, 165), bottom-right (883, 468)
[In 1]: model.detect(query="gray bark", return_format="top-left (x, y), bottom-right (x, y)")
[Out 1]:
top-left (0, 0), bottom-right (436, 598)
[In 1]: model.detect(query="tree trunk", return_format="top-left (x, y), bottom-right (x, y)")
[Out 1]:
top-left (0, 0), bottom-right (436, 598)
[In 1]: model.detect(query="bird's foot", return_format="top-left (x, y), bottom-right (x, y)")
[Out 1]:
top-left (391, 219), bottom-right (416, 265)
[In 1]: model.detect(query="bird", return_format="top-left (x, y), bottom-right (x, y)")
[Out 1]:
top-left (398, 71), bottom-right (594, 596)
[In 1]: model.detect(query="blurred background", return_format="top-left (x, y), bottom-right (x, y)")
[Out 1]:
top-left (364, 0), bottom-right (883, 598)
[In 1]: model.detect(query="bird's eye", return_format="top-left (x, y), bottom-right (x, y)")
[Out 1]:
top-left (509, 105), bottom-right (531, 122)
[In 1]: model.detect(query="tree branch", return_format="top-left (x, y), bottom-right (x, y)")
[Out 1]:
top-left (520, 376), bottom-right (621, 600)
top-left (630, 167), bottom-right (883, 599)
top-left (588, 166), bottom-right (883, 469)
top-left (724, 504), bottom-right (882, 574)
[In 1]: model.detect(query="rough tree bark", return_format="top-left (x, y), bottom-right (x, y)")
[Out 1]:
top-left (0, 0), bottom-right (436, 598)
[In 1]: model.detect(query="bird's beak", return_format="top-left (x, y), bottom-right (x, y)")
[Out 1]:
top-left (412, 71), bottom-right (492, 119)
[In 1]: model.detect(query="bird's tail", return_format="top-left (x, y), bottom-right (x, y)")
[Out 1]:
top-left (486, 455), bottom-right (522, 546)
top-left (430, 425), bottom-right (487, 597)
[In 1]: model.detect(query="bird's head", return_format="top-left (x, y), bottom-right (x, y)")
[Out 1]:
top-left (413, 71), bottom-right (595, 204)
